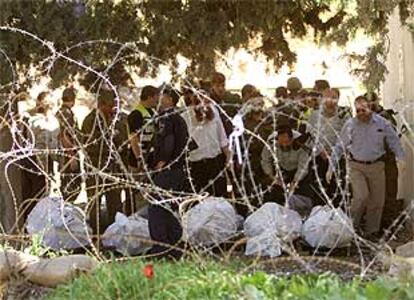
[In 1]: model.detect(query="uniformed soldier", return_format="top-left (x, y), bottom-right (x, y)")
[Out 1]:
top-left (126, 85), bottom-right (158, 215)
top-left (113, 91), bottom-right (133, 215)
top-left (81, 89), bottom-right (123, 234)
top-left (148, 86), bottom-right (189, 259)
top-left (56, 87), bottom-right (81, 203)
top-left (331, 95), bottom-right (405, 239)
top-left (209, 72), bottom-right (241, 136)
top-left (261, 126), bottom-right (311, 204)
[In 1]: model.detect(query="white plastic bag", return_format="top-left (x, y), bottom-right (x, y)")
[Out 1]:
top-left (23, 255), bottom-right (98, 287)
top-left (302, 205), bottom-right (353, 249)
top-left (183, 197), bottom-right (238, 247)
top-left (102, 212), bottom-right (151, 256)
top-left (387, 241), bottom-right (414, 278)
top-left (26, 196), bottom-right (92, 250)
top-left (243, 203), bottom-right (302, 257)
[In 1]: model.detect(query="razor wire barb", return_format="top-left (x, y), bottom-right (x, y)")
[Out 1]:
top-left (0, 26), bottom-right (413, 279)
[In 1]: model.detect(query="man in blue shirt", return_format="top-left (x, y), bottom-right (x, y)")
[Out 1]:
top-left (330, 95), bottom-right (405, 237)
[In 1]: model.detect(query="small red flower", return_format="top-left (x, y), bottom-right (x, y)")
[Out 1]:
top-left (143, 264), bottom-right (154, 279)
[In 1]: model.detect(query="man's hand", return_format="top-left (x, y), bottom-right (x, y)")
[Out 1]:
top-left (155, 161), bottom-right (167, 171)
top-left (326, 166), bottom-right (334, 184)
top-left (397, 159), bottom-right (406, 174)
top-left (321, 150), bottom-right (329, 161)
top-left (69, 157), bottom-right (79, 172)
top-left (273, 176), bottom-right (283, 187)
top-left (289, 181), bottom-right (298, 191)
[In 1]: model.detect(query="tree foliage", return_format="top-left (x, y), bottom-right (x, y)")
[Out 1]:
top-left (0, 0), bottom-right (413, 91)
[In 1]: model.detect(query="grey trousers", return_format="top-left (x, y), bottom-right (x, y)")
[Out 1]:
top-left (349, 160), bottom-right (385, 234)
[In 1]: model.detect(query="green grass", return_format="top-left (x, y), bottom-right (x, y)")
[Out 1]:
top-left (48, 258), bottom-right (414, 300)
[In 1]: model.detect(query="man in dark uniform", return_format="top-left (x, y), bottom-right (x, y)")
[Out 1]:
top-left (209, 72), bottom-right (241, 136)
top-left (126, 85), bottom-right (158, 215)
top-left (148, 86), bottom-right (189, 259)
top-left (56, 87), bottom-right (81, 203)
top-left (365, 92), bottom-right (401, 230)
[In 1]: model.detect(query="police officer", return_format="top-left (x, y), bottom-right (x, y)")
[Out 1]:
top-left (148, 86), bottom-right (189, 259)
top-left (331, 95), bottom-right (405, 239)
top-left (56, 87), bottom-right (81, 203)
top-left (261, 126), bottom-right (311, 204)
top-left (126, 85), bottom-right (158, 214)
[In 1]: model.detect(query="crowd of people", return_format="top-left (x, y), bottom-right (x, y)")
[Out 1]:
top-left (0, 71), bottom-right (407, 258)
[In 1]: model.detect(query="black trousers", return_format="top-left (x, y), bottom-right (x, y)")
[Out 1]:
top-left (149, 167), bottom-right (185, 259)
top-left (85, 172), bottom-right (123, 235)
top-left (309, 155), bottom-right (349, 207)
top-left (188, 154), bottom-right (227, 197)
top-left (263, 169), bottom-right (312, 204)
top-left (19, 157), bottom-right (48, 225)
top-left (59, 156), bottom-right (81, 203)
top-left (381, 153), bottom-right (401, 229)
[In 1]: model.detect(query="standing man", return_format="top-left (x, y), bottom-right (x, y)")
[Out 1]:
top-left (365, 92), bottom-right (401, 230)
top-left (56, 87), bottom-right (81, 203)
top-left (232, 96), bottom-right (273, 216)
top-left (307, 88), bottom-right (350, 200)
top-left (82, 89), bottom-right (123, 234)
top-left (331, 96), bottom-right (405, 238)
top-left (148, 86), bottom-right (189, 259)
top-left (126, 85), bottom-right (159, 215)
top-left (209, 72), bottom-right (241, 136)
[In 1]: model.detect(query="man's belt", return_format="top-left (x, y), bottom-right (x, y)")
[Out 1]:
top-left (349, 153), bottom-right (384, 165)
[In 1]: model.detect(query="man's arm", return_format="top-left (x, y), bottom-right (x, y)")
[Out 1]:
top-left (261, 145), bottom-right (274, 178)
top-left (127, 111), bottom-right (144, 164)
top-left (384, 120), bottom-right (404, 161)
top-left (293, 149), bottom-right (309, 183)
top-left (155, 117), bottom-right (175, 170)
top-left (331, 119), bottom-right (352, 168)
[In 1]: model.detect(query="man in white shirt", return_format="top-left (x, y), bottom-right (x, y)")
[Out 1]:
top-left (181, 91), bottom-right (230, 197)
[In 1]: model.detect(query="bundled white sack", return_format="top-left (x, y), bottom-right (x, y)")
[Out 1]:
top-left (102, 212), bottom-right (151, 256)
top-left (302, 205), bottom-right (353, 249)
top-left (26, 196), bottom-right (92, 250)
top-left (383, 241), bottom-right (414, 278)
top-left (183, 197), bottom-right (238, 247)
top-left (23, 255), bottom-right (98, 287)
top-left (243, 203), bottom-right (302, 257)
